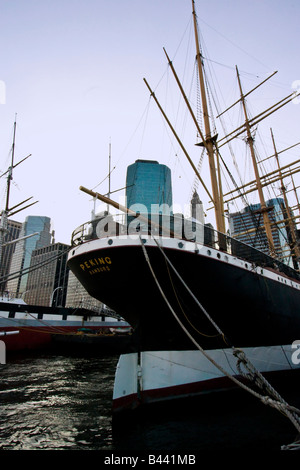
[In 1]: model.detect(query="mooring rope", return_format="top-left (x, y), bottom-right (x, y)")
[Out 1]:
top-left (139, 235), bottom-right (300, 450)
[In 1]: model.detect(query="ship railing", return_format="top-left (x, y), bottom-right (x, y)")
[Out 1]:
top-left (71, 213), bottom-right (299, 280)
top-left (70, 212), bottom-right (204, 245)
top-left (69, 300), bottom-right (123, 320)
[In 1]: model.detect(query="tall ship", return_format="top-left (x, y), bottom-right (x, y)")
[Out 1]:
top-left (67, 0), bottom-right (300, 425)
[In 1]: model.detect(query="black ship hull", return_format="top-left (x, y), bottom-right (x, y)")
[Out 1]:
top-left (68, 235), bottom-right (300, 353)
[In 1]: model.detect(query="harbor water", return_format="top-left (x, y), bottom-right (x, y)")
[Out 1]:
top-left (0, 351), bottom-right (299, 453)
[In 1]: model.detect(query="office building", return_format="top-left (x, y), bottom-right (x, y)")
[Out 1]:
top-left (0, 219), bottom-right (22, 293)
top-left (125, 159), bottom-right (173, 234)
top-left (7, 216), bottom-right (51, 296)
top-left (126, 159), bottom-right (172, 214)
top-left (25, 242), bottom-right (69, 306)
top-left (229, 198), bottom-right (295, 265)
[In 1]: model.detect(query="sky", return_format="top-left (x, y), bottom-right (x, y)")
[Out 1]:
top-left (0, 0), bottom-right (300, 244)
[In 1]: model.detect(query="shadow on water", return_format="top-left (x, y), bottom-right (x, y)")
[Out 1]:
top-left (112, 379), bottom-right (300, 452)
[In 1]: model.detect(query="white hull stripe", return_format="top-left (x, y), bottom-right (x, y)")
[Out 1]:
top-left (112, 346), bottom-right (300, 410)
top-left (69, 235), bottom-right (300, 291)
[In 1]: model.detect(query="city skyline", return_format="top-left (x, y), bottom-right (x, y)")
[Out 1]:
top-left (1, 213), bottom-right (102, 309)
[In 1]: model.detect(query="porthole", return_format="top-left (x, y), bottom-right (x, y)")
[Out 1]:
top-left (108, 239), bottom-right (113, 245)
top-left (178, 242), bottom-right (184, 248)
top-left (217, 253), bottom-right (221, 259)
top-left (207, 250), bottom-right (211, 256)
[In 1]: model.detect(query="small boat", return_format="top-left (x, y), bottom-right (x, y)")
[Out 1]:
top-left (51, 326), bottom-right (134, 354)
top-left (0, 296), bottom-right (129, 353)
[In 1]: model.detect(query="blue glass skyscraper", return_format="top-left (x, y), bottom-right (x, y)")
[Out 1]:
top-left (126, 159), bottom-right (172, 214)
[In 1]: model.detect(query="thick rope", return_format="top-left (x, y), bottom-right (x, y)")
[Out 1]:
top-left (139, 235), bottom-right (300, 449)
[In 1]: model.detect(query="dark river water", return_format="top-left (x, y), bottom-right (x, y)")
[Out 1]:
top-left (0, 352), bottom-right (299, 454)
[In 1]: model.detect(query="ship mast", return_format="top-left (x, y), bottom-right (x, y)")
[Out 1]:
top-left (4, 120), bottom-right (17, 214)
top-left (0, 119), bottom-right (18, 280)
top-left (0, 117), bottom-right (38, 291)
top-left (107, 140), bottom-right (112, 213)
top-left (236, 66), bottom-right (276, 257)
top-left (270, 128), bottom-right (300, 266)
top-left (0, 122), bottom-right (16, 281)
top-left (191, 0), bottom-right (225, 235)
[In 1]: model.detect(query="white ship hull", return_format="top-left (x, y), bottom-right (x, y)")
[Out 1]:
top-left (112, 345), bottom-right (300, 413)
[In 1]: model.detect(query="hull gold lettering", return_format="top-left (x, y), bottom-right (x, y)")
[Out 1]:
top-left (89, 266), bottom-right (111, 275)
top-left (79, 256), bottom-right (112, 274)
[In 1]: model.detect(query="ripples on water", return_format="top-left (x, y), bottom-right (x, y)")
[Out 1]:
top-left (1, 353), bottom-right (300, 451)
top-left (0, 354), bottom-right (118, 450)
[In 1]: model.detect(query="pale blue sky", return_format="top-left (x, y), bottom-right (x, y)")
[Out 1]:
top-left (0, 0), bottom-right (299, 243)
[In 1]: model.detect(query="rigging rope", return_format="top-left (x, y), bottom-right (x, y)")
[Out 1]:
top-left (139, 234), bottom-right (300, 449)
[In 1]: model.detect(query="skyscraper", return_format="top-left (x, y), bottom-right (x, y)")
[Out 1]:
top-left (229, 198), bottom-right (296, 266)
top-left (7, 215), bottom-right (51, 296)
top-left (0, 219), bottom-right (22, 293)
top-left (25, 242), bottom-right (69, 306)
top-left (126, 160), bottom-right (172, 214)
top-left (125, 159), bottom-right (173, 235)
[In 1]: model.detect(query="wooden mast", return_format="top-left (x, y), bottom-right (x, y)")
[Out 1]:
top-left (224, 158), bottom-right (300, 203)
top-left (236, 66), bottom-right (276, 256)
top-left (291, 174), bottom-right (300, 218)
top-left (191, 0), bottom-right (225, 235)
